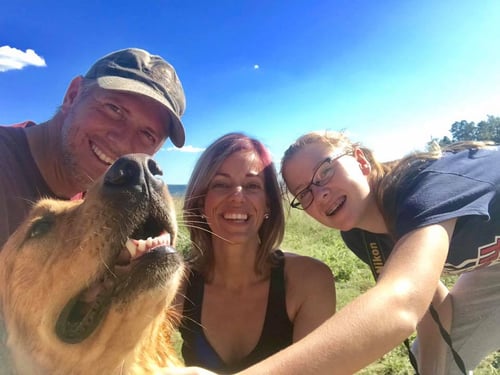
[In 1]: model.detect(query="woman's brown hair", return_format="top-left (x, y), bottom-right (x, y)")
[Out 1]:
top-left (183, 132), bottom-right (285, 278)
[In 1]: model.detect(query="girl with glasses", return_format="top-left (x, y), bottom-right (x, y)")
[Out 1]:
top-left (228, 130), bottom-right (500, 375)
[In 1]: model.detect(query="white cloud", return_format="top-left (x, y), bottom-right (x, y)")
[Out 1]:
top-left (164, 145), bottom-right (205, 153)
top-left (0, 45), bottom-right (47, 72)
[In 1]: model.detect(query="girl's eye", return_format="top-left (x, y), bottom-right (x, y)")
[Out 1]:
top-left (297, 189), bottom-right (309, 200)
top-left (316, 164), bottom-right (334, 182)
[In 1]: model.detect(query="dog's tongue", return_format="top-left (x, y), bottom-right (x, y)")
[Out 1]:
top-left (79, 277), bottom-right (114, 303)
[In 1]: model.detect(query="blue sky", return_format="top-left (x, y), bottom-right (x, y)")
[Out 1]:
top-left (2, 0), bottom-right (499, 184)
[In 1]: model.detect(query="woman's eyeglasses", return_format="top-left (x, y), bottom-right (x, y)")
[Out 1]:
top-left (290, 153), bottom-right (348, 210)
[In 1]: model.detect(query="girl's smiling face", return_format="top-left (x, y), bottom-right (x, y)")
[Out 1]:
top-left (283, 142), bottom-right (373, 232)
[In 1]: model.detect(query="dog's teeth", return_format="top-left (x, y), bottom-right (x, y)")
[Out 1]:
top-left (137, 240), bottom-right (146, 252)
top-left (125, 233), bottom-right (173, 260)
top-left (162, 233), bottom-right (171, 246)
top-left (125, 238), bottom-right (137, 257)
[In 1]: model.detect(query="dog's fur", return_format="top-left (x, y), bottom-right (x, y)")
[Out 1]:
top-left (0, 154), bottom-right (185, 374)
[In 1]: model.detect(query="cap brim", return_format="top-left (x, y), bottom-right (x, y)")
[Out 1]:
top-left (96, 76), bottom-right (185, 147)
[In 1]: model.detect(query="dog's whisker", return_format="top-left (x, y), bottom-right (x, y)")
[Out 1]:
top-left (2, 154), bottom-right (185, 372)
top-left (179, 224), bottom-right (229, 243)
top-left (181, 193), bottom-right (206, 204)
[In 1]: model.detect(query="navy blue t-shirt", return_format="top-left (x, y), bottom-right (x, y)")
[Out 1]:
top-left (342, 147), bottom-right (500, 274)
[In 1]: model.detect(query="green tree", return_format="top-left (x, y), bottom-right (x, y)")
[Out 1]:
top-left (476, 115), bottom-right (500, 143)
top-left (427, 136), bottom-right (452, 151)
top-left (450, 120), bottom-right (476, 141)
top-left (433, 115), bottom-right (500, 146)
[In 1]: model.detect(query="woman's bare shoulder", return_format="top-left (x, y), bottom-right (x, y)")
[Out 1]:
top-left (281, 251), bottom-right (334, 280)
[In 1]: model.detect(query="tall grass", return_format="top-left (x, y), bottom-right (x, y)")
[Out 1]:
top-left (174, 197), bottom-right (499, 374)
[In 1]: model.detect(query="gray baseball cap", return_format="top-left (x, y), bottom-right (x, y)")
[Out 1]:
top-left (85, 48), bottom-right (186, 147)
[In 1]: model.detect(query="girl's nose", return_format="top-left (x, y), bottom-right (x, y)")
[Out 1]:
top-left (311, 184), bottom-right (329, 203)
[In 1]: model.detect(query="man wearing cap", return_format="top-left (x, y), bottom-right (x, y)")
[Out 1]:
top-left (0, 48), bottom-right (187, 249)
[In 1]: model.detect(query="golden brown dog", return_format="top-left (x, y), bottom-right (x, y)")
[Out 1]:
top-left (0, 154), bottom-right (185, 374)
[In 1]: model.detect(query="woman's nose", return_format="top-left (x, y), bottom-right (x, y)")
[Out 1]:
top-left (229, 186), bottom-right (244, 200)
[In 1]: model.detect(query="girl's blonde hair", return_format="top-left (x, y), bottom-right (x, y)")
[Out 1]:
top-left (280, 130), bottom-right (392, 197)
top-left (281, 130), bottom-right (493, 235)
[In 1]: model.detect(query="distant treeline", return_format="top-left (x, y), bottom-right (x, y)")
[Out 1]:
top-left (430, 115), bottom-right (500, 147)
top-left (167, 184), bottom-right (187, 197)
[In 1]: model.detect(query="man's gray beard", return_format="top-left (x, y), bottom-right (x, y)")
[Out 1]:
top-left (61, 129), bottom-right (94, 192)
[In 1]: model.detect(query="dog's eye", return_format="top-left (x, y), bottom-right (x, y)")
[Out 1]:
top-left (28, 217), bottom-right (54, 238)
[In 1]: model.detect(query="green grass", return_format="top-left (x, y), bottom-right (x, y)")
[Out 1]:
top-left (174, 197), bottom-right (500, 374)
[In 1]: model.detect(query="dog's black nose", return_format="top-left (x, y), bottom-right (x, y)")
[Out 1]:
top-left (104, 154), bottom-right (164, 194)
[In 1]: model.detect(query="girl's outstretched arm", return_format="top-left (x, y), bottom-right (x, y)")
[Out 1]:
top-left (234, 220), bottom-right (456, 375)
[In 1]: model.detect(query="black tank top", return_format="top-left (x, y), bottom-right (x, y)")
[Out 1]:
top-left (179, 250), bottom-right (293, 373)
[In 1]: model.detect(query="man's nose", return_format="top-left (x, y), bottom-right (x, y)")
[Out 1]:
top-left (106, 126), bottom-right (141, 154)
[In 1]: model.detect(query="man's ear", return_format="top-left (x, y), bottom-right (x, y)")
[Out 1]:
top-left (61, 76), bottom-right (84, 114)
top-left (354, 148), bottom-right (371, 175)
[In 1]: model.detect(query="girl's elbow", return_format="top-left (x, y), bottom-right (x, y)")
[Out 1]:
top-left (391, 281), bottom-right (430, 331)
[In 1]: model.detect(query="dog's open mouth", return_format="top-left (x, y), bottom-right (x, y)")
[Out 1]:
top-left (55, 216), bottom-right (176, 344)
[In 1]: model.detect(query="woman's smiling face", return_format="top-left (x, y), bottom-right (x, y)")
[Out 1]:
top-left (203, 150), bottom-right (269, 246)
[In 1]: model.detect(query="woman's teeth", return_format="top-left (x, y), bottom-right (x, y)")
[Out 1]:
top-left (223, 213), bottom-right (248, 221)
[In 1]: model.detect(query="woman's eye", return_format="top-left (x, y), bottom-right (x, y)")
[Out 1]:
top-left (245, 183), bottom-right (262, 191)
top-left (210, 182), bottom-right (230, 190)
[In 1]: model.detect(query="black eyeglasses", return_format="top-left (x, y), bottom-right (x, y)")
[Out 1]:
top-left (290, 153), bottom-right (348, 210)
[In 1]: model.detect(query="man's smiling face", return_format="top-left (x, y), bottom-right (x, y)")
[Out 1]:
top-left (60, 84), bottom-right (170, 189)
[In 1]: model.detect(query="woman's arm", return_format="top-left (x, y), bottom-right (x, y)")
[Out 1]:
top-left (284, 254), bottom-right (336, 341)
top-left (235, 220), bottom-right (456, 375)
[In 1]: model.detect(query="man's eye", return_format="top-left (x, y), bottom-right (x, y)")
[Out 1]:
top-left (103, 102), bottom-right (124, 119)
top-left (141, 130), bottom-right (156, 146)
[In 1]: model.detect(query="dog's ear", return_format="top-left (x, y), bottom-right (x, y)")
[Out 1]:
top-left (0, 317), bottom-right (14, 375)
